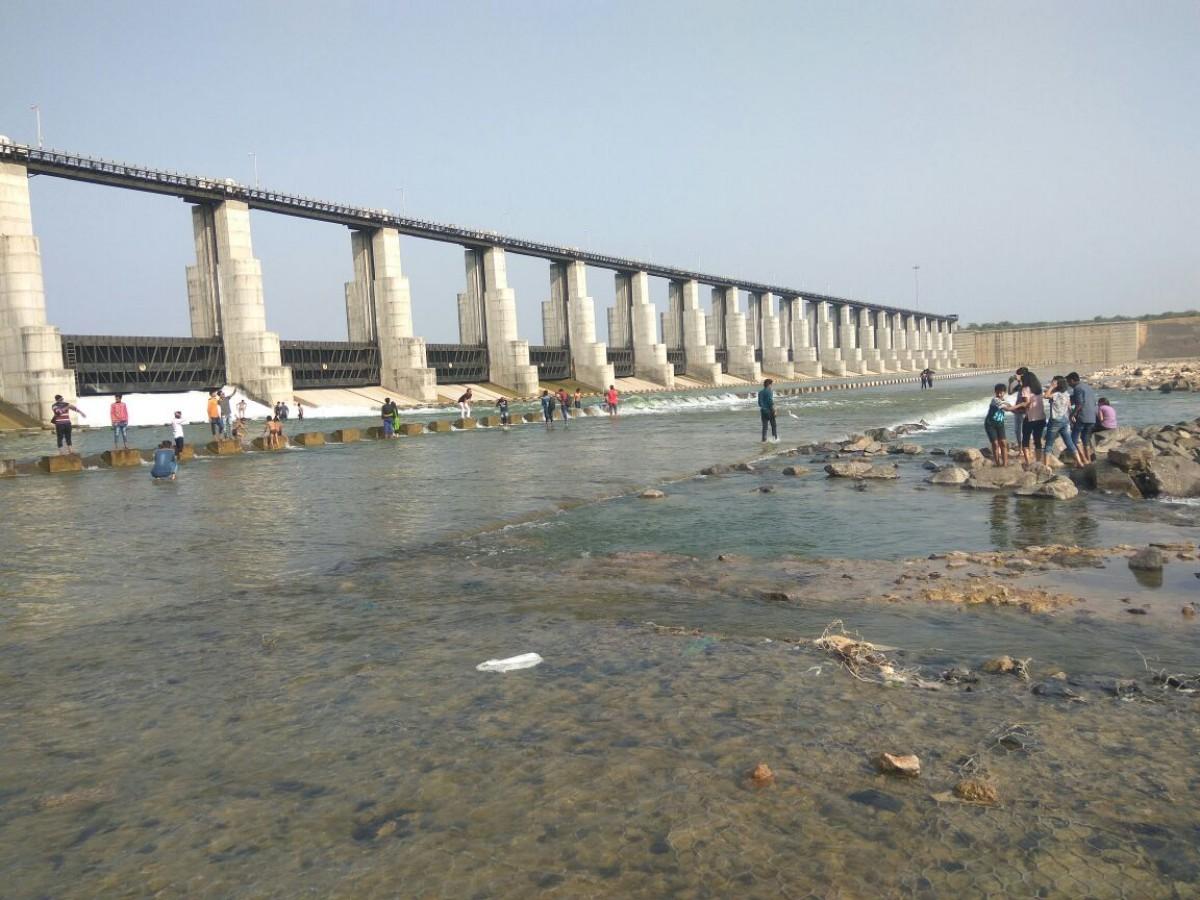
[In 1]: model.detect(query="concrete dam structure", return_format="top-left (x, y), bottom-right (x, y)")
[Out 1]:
top-left (0, 139), bottom-right (960, 424)
top-left (956, 317), bottom-right (1200, 368)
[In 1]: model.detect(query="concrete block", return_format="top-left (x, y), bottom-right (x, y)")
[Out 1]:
top-left (206, 439), bottom-right (245, 455)
top-left (365, 426), bottom-right (387, 439)
top-left (328, 428), bottom-right (360, 443)
top-left (583, 406), bottom-right (601, 416)
top-left (454, 418), bottom-right (478, 429)
top-left (177, 446), bottom-right (195, 463)
top-left (428, 420), bottom-right (453, 433)
top-left (478, 415), bottom-right (502, 427)
top-left (250, 437), bottom-right (285, 451)
top-left (38, 454), bottom-right (83, 474)
top-left (81, 453), bottom-right (106, 469)
top-left (398, 423), bottom-right (424, 436)
top-left (0, 459), bottom-right (15, 477)
top-left (101, 448), bottom-right (144, 468)
top-left (292, 432), bottom-right (325, 447)
top-left (524, 412), bottom-right (543, 423)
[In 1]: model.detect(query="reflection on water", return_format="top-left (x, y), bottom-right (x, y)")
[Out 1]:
top-left (2, 376), bottom-right (1198, 897)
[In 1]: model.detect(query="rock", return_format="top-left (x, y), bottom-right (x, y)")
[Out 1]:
top-left (922, 461), bottom-right (939, 471)
top-left (876, 753), bottom-right (921, 777)
top-left (848, 788), bottom-right (903, 812)
top-left (1183, 606), bottom-right (1197, 618)
top-left (1128, 547), bottom-right (1165, 570)
top-left (898, 443), bottom-right (923, 455)
top-left (1126, 607), bottom-right (1149, 615)
top-left (1106, 678), bottom-right (1141, 698)
top-left (733, 462), bottom-right (756, 473)
top-left (953, 779), bottom-right (999, 804)
top-left (940, 667), bottom-right (979, 684)
top-left (639, 489), bottom-right (667, 500)
top-left (1015, 476), bottom-right (1079, 500)
top-left (700, 464), bottom-right (729, 476)
top-left (748, 762), bottom-right (775, 787)
top-left (781, 465), bottom-right (810, 476)
top-left (756, 485), bottom-right (775, 493)
top-left (952, 447), bottom-right (983, 464)
top-left (1032, 680), bottom-right (1085, 701)
top-left (1088, 461), bottom-right (1144, 499)
top-left (1107, 441), bottom-right (1156, 471)
top-left (860, 465), bottom-right (900, 480)
top-left (1143, 457), bottom-right (1200, 497)
top-left (926, 465), bottom-right (969, 486)
top-left (824, 461), bottom-right (873, 478)
top-left (965, 467), bottom-right (1038, 491)
top-left (865, 427), bottom-right (897, 442)
top-left (759, 590), bottom-right (797, 602)
top-left (930, 448), bottom-right (946, 456)
top-left (981, 655), bottom-right (1016, 674)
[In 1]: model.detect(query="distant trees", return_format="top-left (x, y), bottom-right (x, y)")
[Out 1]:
top-left (962, 310), bottom-right (1199, 332)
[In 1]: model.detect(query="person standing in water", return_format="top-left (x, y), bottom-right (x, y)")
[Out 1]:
top-left (758, 378), bottom-right (778, 443)
top-left (573, 389), bottom-right (583, 411)
top-left (170, 411), bottom-right (186, 454)
top-left (557, 388), bottom-right (571, 421)
top-left (496, 396), bottom-right (511, 426)
top-left (50, 394), bottom-right (86, 454)
top-left (605, 385), bottom-right (619, 418)
top-left (110, 393), bottom-right (130, 449)
top-left (541, 390), bottom-right (556, 426)
top-left (207, 391), bottom-right (222, 436)
top-left (457, 388), bottom-right (473, 420)
top-left (150, 440), bottom-right (178, 481)
top-left (380, 397), bottom-right (398, 438)
top-left (218, 389), bottom-right (234, 438)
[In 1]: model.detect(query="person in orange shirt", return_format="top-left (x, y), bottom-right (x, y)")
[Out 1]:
top-left (206, 391), bottom-right (222, 436)
top-left (110, 393), bottom-right (130, 448)
top-left (605, 385), bottom-right (619, 418)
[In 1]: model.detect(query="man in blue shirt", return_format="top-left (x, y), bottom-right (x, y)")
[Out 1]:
top-left (1067, 372), bottom-right (1099, 464)
top-left (758, 378), bottom-right (778, 443)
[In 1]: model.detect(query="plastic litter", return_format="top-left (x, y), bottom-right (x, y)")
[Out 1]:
top-left (476, 652), bottom-right (543, 673)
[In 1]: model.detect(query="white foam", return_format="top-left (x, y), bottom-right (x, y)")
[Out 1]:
top-left (890, 398), bottom-right (989, 434)
top-left (619, 392), bottom-right (751, 416)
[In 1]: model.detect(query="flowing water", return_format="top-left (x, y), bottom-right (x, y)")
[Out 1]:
top-left (2, 375), bottom-right (1199, 898)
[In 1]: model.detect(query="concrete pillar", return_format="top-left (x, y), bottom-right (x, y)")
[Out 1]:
top-left (187, 200), bottom-right (293, 404)
top-left (817, 301), bottom-right (845, 376)
top-left (609, 273), bottom-right (634, 350)
top-left (892, 313), bottom-right (913, 370)
top-left (457, 247), bottom-right (539, 395)
top-left (757, 293), bottom-right (794, 379)
top-left (344, 228), bottom-right (437, 402)
top-left (785, 296), bottom-right (821, 376)
top-left (541, 263), bottom-right (569, 347)
top-left (670, 279), bottom-right (721, 383)
top-left (711, 286), bottom-right (761, 382)
top-left (626, 271), bottom-right (674, 388)
top-left (0, 159), bottom-right (76, 423)
top-left (946, 319), bottom-right (959, 367)
top-left (663, 281), bottom-right (685, 350)
top-left (908, 315), bottom-right (928, 369)
top-left (559, 261), bottom-right (615, 390)
top-left (877, 311), bottom-right (899, 371)
top-left (837, 304), bottom-right (864, 373)
top-left (857, 308), bottom-right (883, 373)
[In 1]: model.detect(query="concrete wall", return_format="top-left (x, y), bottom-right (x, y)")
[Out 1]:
top-left (957, 316), bottom-right (1200, 368)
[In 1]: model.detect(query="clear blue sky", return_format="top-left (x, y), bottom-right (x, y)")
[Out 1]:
top-left (3, 0), bottom-right (1197, 339)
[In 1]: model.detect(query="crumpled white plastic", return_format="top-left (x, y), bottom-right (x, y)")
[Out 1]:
top-left (476, 652), bottom-right (544, 673)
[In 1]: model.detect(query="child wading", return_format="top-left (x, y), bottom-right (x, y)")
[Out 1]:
top-left (985, 384), bottom-right (1012, 467)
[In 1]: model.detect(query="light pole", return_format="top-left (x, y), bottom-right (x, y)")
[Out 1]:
top-left (30, 105), bottom-right (42, 148)
top-left (912, 265), bottom-right (920, 309)
top-left (248, 152), bottom-right (259, 188)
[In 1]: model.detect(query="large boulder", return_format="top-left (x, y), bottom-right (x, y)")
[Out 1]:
top-left (927, 466), bottom-right (970, 485)
top-left (1141, 457), bottom-right (1200, 498)
top-left (1087, 461), bottom-right (1144, 499)
top-left (965, 466), bottom-right (1040, 491)
top-left (860, 464), bottom-right (900, 479)
top-left (1107, 441), bottom-right (1157, 471)
top-left (1016, 476), bottom-right (1079, 500)
top-left (952, 447), bottom-right (984, 464)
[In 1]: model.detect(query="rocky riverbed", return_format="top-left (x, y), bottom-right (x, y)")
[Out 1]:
top-left (1091, 359), bottom-right (1200, 392)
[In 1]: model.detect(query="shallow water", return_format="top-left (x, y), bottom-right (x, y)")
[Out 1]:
top-left (2, 375), bottom-right (1199, 897)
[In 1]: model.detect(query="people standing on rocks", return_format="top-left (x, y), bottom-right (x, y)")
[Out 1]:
top-left (110, 394), bottom-right (130, 449)
top-left (207, 391), bottom-right (222, 436)
top-left (1067, 372), bottom-right (1098, 464)
top-left (150, 440), bottom-right (178, 481)
top-left (457, 388), bottom-right (473, 420)
top-left (50, 394), bottom-right (86, 455)
top-left (557, 388), bottom-right (571, 421)
top-left (985, 383), bottom-right (1013, 467)
top-left (1014, 369), bottom-right (1046, 464)
top-left (171, 411), bottom-right (185, 454)
top-left (380, 397), bottom-right (398, 438)
top-left (606, 385), bottom-right (619, 418)
top-left (541, 390), bottom-right (556, 426)
top-left (496, 396), bottom-right (511, 426)
top-left (1007, 373), bottom-right (1025, 451)
top-left (573, 389), bottom-right (583, 411)
top-left (1045, 376), bottom-right (1085, 467)
top-left (758, 378), bottom-right (778, 443)
top-left (1096, 397), bottom-right (1118, 433)
top-left (218, 389), bottom-right (234, 438)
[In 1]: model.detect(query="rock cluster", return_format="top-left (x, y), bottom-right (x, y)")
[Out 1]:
top-left (1091, 360), bottom-right (1200, 392)
top-left (1087, 416), bottom-right (1200, 498)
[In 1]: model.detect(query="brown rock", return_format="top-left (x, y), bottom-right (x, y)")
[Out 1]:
top-left (953, 778), bottom-right (999, 804)
top-left (781, 465), bottom-right (810, 476)
top-left (1128, 547), bottom-right (1166, 571)
top-left (639, 489), bottom-right (666, 499)
top-left (1182, 606), bottom-right (1196, 619)
top-left (749, 762), bottom-right (775, 787)
top-left (876, 753), bottom-right (921, 777)
top-left (981, 655), bottom-right (1016, 674)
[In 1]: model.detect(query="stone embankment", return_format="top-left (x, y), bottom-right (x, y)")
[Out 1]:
top-left (1090, 360), bottom-right (1200, 393)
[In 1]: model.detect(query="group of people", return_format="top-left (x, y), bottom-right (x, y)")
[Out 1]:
top-left (984, 367), bottom-right (1117, 467)
top-left (272, 400), bottom-right (298, 420)
top-left (919, 368), bottom-right (936, 389)
top-left (377, 386), bottom-right (620, 433)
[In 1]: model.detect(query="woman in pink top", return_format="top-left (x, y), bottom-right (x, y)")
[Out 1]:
top-left (605, 385), bottom-right (619, 417)
top-left (1096, 398), bottom-right (1118, 431)
top-left (1012, 374), bottom-right (1046, 464)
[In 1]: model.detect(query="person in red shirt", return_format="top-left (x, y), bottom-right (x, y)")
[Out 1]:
top-left (605, 385), bottom-right (619, 418)
top-left (110, 394), bottom-right (130, 449)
